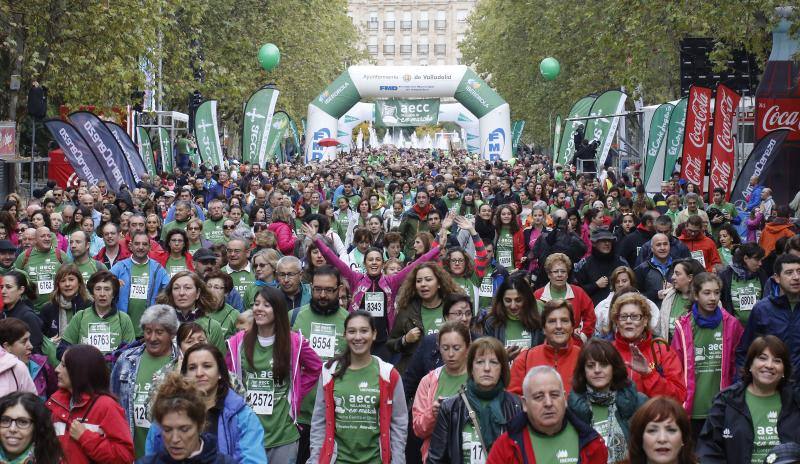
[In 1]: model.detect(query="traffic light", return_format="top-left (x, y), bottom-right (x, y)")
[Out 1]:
top-left (188, 90), bottom-right (203, 133)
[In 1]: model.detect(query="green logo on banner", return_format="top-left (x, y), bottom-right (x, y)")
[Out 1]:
top-left (454, 68), bottom-right (506, 119)
top-left (644, 103), bottom-right (674, 186)
top-left (263, 112), bottom-right (290, 163)
top-left (558, 96), bottom-right (597, 166)
top-left (458, 113), bottom-right (474, 123)
top-left (313, 72), bottom-right (361, 118)
top-left (467, 133), bottom-right (479, 141)
top-left (337, 130), bottom-right (349, 137)
top-left (343, 115), bottom-right (359, 124)
top-left (664, 97), bottom-right (688, 181)
top-left (374, 99), bottom-right (440, 127)
top-left (242, 88), bottom-right (278, 165)
top-left (137, 127), bottom-right (157, 177)
top-left (195, 100), bottom-right (224, 168)
top-left (158, 127), bottom-right (173, 173)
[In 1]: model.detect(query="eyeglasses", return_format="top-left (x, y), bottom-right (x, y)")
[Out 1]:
top-left (312, 286), bottom-right (339, 295)
top-left (254, 262), bottom-right (270, 268)
top-left (0, 416), bottom-right (32, 430)
top-left (618, 314), bottom-right (643, 322)
top-left (223, 225), bottom-right (235, 230)
top-left (277, 271), bottom-right (301, 279)
top-left (187, 227), bottom-right (201, 231)
top-left (449, 258), bottom-right (465, 264)
top-left (448, 311), bottom-right (472, 318)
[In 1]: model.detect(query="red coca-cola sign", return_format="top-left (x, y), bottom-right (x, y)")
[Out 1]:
top-left (710, 84), bottom-right (741, 198)
top-left (681, 86), bottom-right (713, 193)
top-left (757, 98), bottom-right (800, 141)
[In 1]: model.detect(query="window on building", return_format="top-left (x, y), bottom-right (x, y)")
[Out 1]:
top-left (434, 43), bottom-right (446, 56)
top-left (368, 36), bottom-right (378, 55)
top-left (418, 11), bottom-right (429, 30)
top-left (384, 12), bottom-right (395, 31)
top-left (457, 9), bottom-right (469, 23)
top-left (383, 35), bottom-right (395, 55)
top-left (400, 36), bottom-right (412, 55)
top-left (401, 12), bottom-right (412, 30)
top-left (435, 11), bottom-right (447, 30)
top-left (368, 12), bottom-right (379, 31)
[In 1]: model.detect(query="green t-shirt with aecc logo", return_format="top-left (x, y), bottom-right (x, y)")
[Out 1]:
top-left (668, 293), bottom-right (689, 341)
top-left (461, 422), bottom-right (487, 464)
top-left (61, 307), bottom-right (135, 354)
top-left (291, 305), bottom-right (349, 425)
top-left (202, 218), bottom-right (226, 244)
top-left (14, 249), bottom-right (62, 311)
top-left (478, 266), bottom-right (495, 312)
top-left (495, 229), bottom-right (514, 269)
top-left (730, 277), bottom-right (761, 326)
top-left (73, 259), bottom-right (107, 287)
top-left (746, 390), bottom-right (782, 464)
top-left (227, 266), bottom-right (255, 298)
top-left (421, 304), bottom-right (445, 336)
top-left (590, 404), bottom-right (611, 449)
top-left (691, 321), bottom-right (723, 419)
top-left (332, 358), bottom-right (381, 464)
top-left (505, 317), bottom-right (531, 349)
top-left (207, 303), bottom-right (239, 340)
top-left (165, 256), bottom-right (188, 277)
top-left (133, 352), bottom-right (173, 458)
top-left (128, 262), bottom-right (151, 337)
top-left (529, 421), bottom-right (581, 464)
top-left (241, 341), bottom-right (298, 448)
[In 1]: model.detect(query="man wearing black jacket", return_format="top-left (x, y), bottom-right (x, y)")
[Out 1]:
top-left (575, 229), bottom-right (629, 305)
top-left (618, 210), bottom-right (659, 266)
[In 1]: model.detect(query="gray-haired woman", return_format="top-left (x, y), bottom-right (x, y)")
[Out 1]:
top-left (111, 304), bottom-right (181, 459)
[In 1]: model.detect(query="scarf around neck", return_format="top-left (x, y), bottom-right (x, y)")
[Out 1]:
top-left (691, 302), bottom-right (722, 329)
top-left (465, 377), bottom-right (507, 449)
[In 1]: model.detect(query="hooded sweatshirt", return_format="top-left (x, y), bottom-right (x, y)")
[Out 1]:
top-left (0, 349), bottom-right (35, 397)
top-left (760, 218), bottom-right (798, 256)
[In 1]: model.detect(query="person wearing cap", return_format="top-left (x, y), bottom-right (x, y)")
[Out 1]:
top-left (575, 228), bottom-right (629, 306)
top-left (193, 247), bottom-right (244, 312)
top-left (0, 240), bottom-right (17, 275)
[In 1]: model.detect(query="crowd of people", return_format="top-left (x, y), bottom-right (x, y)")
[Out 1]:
top-left (0, 145), bottom-right (798, 463)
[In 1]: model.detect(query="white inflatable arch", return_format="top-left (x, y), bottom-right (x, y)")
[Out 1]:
top-left (305, 65), bottom-right (511, 162)
top-left (334, 102), bottom-right (481, 155)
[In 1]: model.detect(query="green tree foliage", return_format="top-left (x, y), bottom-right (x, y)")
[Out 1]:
top-left (1, 0), bottom-right (363, 142)
top-left (461, 0), bottom-right (798, 145)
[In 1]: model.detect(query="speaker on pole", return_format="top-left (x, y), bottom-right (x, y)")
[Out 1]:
top-left (27, 82), bottom-right (47, 120)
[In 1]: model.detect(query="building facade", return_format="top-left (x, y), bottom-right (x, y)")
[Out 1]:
top-left (347, 0), bottom-right (477, 67)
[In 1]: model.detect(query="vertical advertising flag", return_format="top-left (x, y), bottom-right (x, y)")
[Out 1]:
top-left (558, 95), bottom-right (597, 166)
top-left (241, 87), bottom-right (279, 165)
top-left (663, 97), bottom-right (688, 181)
top-left (137, 127), bottom-right (157, 177)
top-left (195, 100), bottom-right (224, 168)
top-left (43, 119), bottom-right (109, 186)
top-left (158, 127), bottom-right (173, 173)
top-left (68, 111), bottom-right (131, 191)
top-left (264, 111), bottom-right (290, 162)
top-left (511, 120), bottom-right (525, 155)
top-left (552, 116), bottom-right (561, 162)
top-left (105, 122), bottom-right (145, 185)
top-left (288, 117), bottom-right (302, 158)
top-left (680, 86), bottom-right (713, 193)
top-left (584, 90), bottom-right (627, 166)
top-left (709, 84), bottom-right (741, 198)
top-left (643, 103), bottom-right (674, 187)
top-left (730, 129), bottom-right (790, 208)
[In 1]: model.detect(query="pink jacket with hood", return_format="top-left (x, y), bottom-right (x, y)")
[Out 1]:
top-left (225, 329), bottom-right (322, 421)
top-left (670, 306), bottom-right (743, 413)
top-left (0, 349), bottom-right (35, 397)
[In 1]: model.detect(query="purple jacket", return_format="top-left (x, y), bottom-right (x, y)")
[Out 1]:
top-left (670, 308), bottom-right (743, 413)
top-left (315, 237), bottom-right (441, 330)
top-left (225, 330), bottom-right (321, 421)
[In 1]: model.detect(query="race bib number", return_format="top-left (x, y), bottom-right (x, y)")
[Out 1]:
top-left (86, 322), bottom-right (112, 353)
top-left (497, 250), bottom-right (513, 268)
top-left (131, 275), bottom-right (148, 300)
top-left (246, 379), bottom-right (275, 415)
top-left (37, 278), bottom-right (54, 294)
top-left (463, 432), bottom-right (486, 464)
top-left (365, 292), bottom-right (385, 317)
top-left (506, 339), bottom-right (529, 349)
top-left (168, 265), bottom-right (186, 277)
top-left (310, 322), bottom-right (335, 359)
top-left (738, 289), bottom-right (757, 312)
top-left (133, 392), bottom-right (150, 428)
top-left (479, 278), bottom-right (493, 297)
top-left (691, 250), bottom-right (706, 268)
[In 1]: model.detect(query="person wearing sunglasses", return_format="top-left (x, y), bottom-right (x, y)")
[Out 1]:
top-left (0, 392), bottom-right (62, 463)
top-left (185, 218), bottom-right (210, 254)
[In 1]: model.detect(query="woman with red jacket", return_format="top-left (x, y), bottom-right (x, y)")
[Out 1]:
top-left (534, 253), bottom-right (597, 340)
top-left (309, 310), bottom-right (407, 464)
top-left (493, 204), bottom-right (525, 270)
top-left (158, 228), bottom-right (195, 277)
top-left (508, 299), bottom-right (582, 395)
top-left (46, 344), bottom-right (134, 464)
top-left (611, 293), bottom-right (686, 402)
top-left (266, 206), bottom-right (297, 256)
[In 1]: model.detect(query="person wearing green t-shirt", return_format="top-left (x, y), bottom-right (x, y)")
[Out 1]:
top-left (161, 229), bottom-right (192, 278)
top-left (204, 271), bottom-right (242, 340)
top-left (160, 271), bottom-right (227, 356)
top-left (671, 273), bottom-right (744, 439)
top-left (662, 259), bottom-right (704, 342)
top-left (290, 268), bottom-right (349, 463)
top-left (185, 218), bottom-right (207, 254)
top-left (720, 242), bottom-right (767, 327)
top-left (494, 205), bottom-right (519, 270)
top-left (68, 230), bottom-right (107, 284)
top-left (412, 321), bottom-right (471, 462)
top-left (202, 199), bottom-right (227, 245)
top-left (483, 275), bottom-right (544, 361)
top-left (58, 270), bottom-right (135, 357)
top-left (160, 201), bottom-right (191, 241)
top-left (308, 311), bottom-right (407, 464)
top-left (14, 227), bottom-right (63, 311)
top-left (223, 238), bottom-right (255, 298)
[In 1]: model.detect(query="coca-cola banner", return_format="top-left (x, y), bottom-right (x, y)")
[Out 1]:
top-left (730, 129), bottom-right (790, 209)
top-left (709, 84), bottom-right (741, 198)
top-left (680, 86), bottom-right (713, 193)
top-left (756, 98), bottom-right (800, 142)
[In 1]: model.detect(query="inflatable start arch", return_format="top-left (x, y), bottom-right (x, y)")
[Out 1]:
top-left (305, 65), bottom-right (511, 162)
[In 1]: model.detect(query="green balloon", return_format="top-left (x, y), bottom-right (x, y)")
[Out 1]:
top-left (539, 57), bottom-right (560, 81)
top-left (258, 43), bottom-right (280, 71)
